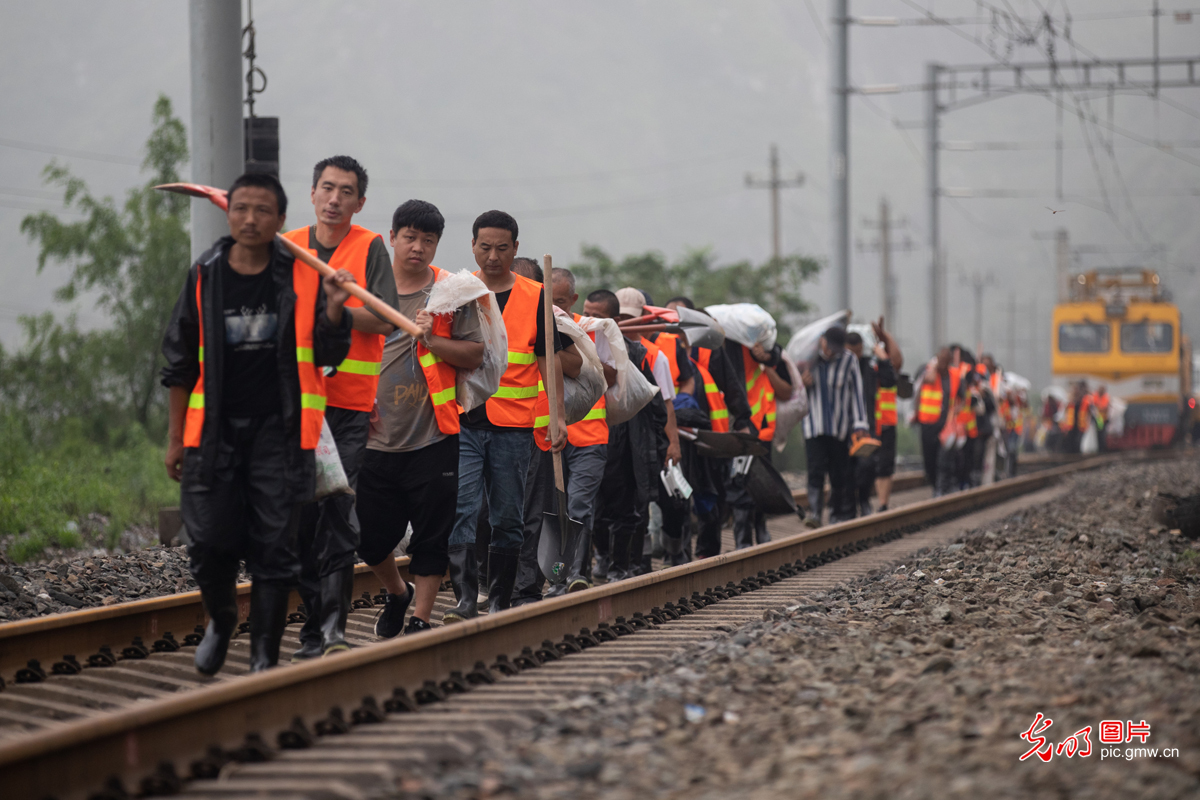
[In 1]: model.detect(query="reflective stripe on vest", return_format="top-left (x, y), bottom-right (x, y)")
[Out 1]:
top-left (916, 381), bottom-right (943, 424)
top-left (182, 254), bottom-right (327, 450)
top-left (415, 266), bottom-right (461, 435)
top-left (566, 313), bottom-right (609, 447)
top-left (282, 225), bottom-right (383, 413)
top-left (693, 357), bottom-right (730, 432)
top-left (482, 272), bottom-right (543, 427)
top-left (876, 385), bottom-right (898, 435)
top-left (743, 345), bottom-right (776, 442)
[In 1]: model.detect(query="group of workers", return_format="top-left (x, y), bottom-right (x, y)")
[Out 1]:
top-left (163, 156), bottom-right (859, 677)
top-left (1040, 381), bottom-right (1111, 454)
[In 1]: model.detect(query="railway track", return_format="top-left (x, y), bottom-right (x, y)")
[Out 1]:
top-left (0, 450), bottom-right (1161, 799)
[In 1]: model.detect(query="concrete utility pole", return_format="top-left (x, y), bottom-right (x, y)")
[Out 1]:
top-left (1055, 228), bottom-right (1070, 302)
top-left (1006, 292), bottom-right (1016, 372)
top-left (961, 272), bottom-right (994, 356)
top-left (745, 143), bottom-right (805, 262)
top-left (189, 0), bottom-right (244, 261)
top-left (926, 62), bottom-right (942, 355)
top-left (857, 197), bottom-right (916, 331)
top-left (831, 0), bottom-right (850, 311)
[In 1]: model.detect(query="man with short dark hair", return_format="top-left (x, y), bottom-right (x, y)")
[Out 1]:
top-left (356, 200), bottom-right (484, 636)
top-left (800, 326), bottom-right (868, 524)
top-left (282, 156), bottom-right (400, 659)
top-left (846, 323), bottom-right (899, 516)
top-left (161, 173), bottom-right (354, 674)
top-left (443, 211), bottom-right (568, 620)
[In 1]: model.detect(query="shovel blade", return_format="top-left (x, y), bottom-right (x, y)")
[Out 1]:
top-left (154, 182), bottom-right (229, 211)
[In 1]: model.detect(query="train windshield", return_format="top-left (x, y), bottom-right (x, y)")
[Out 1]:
top-left (1058, 322), bottom-right (1110, 353)
top-left (1121, 321), bottom-right (1174, 353)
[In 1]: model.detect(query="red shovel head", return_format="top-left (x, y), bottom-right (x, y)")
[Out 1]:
top-left (154, 182), bottom-right (229, 211)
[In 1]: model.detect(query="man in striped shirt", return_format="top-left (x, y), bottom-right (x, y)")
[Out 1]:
top-left (800, 326), bottom-right (869, 525)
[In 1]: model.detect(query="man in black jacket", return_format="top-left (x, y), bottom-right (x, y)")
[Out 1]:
top-left (161, 173), bottom-right (354, 676)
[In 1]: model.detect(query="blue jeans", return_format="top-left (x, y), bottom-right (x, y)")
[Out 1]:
top-left (449, 426), bottom-right (534, 553)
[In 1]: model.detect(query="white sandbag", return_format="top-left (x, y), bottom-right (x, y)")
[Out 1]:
top-left (313, 418), bottom-right (351, 500)
top-left (575, 316), bottom-right (656, 425)
top-left (704, 303), bottom-right (777, 351)
top-left (1107, 396), bottom-right (1128, 437)
top-left (553, 308), bottom-right (607, 424)
top-left (426, 270), bottom-right (508, 413)
top-left (785, 310), bottom-right (851, 366)
top-left (772, 352), bottom-right (810, 452)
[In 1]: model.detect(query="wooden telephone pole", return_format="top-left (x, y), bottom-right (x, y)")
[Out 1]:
top-left (745, 143), bottom-right (805, 262)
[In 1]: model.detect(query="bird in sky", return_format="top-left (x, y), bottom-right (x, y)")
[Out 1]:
top-left (1045, 207), bottom-right (1065, 214)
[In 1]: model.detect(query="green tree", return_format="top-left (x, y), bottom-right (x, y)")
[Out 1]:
top-left (570, 245), bottom-right (821, 341)
top-left (5, 95), bottom-right (189, 442)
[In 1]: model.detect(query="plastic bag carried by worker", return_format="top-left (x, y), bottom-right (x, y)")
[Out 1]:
top-left (425, 270), bottom-right (508, 413)
top-left (574, 315), bottom-right (657, 425)
top-left (784, 310), bottom-right (851, 367)
top-left (313, 419), bottom-right (351, 500)
top-left (704, 303), bottom-right (777, 351)
top-left (772, 351), bottom-right (809, 452)
top-left (553, 307), bottom-right (607, 424)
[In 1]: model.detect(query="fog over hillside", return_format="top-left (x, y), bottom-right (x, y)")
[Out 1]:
top-left (2, 0), bottom-right (1196, 389)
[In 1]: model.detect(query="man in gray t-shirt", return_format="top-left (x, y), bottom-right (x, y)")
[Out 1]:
top-left (355, 199), bottom-right (486, 637)
top-left (371, 290), bottom-right (481, 452)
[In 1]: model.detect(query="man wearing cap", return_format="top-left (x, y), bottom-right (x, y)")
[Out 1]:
top-left (800, 326), bottom-right (869, 525)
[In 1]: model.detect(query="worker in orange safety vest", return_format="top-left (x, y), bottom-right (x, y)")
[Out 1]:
top-left (161, 172), bottom-right (354, 676)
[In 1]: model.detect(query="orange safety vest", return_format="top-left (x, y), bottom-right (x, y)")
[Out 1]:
top-left (483, 272), bottom-right (544, 428)
top-left (183, 258), bottom-right (327, 449)
top-left (694, 348), bottom-right (730, 432)
top-left (742, 345), bottom-right (776, 443)
top-left (916, 376), bottom-right (944, 424)
top-left (651, 331), bottom-right (683, 390)
top-left (565, 313), bottom-right (608, 447)
top-left (1061, 396), bottom-right (1093, 432)
top-left (416, 266), bottom-right (461, 435)
top-left (282, 225), bottom-right (384, 413)
top-left (875, 384), bottom-right (897, 435)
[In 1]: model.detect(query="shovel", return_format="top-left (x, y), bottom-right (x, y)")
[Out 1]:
top-left (534, 254), bottom-right (586, 590)
top-left (618, 304), bottom-right (725, 350)
top-left (154, 182), bottom-right (422, 338)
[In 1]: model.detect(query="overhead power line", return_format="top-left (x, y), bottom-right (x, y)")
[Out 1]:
top-left (0, 136), bottom-right (141, 166)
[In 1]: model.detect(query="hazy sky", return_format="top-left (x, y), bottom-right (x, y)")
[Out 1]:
top-left (2, 0), bottom-right (1196, 388)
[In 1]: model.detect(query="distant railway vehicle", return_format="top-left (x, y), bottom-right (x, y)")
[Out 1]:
top-left (1052, 268), bottom-right (1191, 449)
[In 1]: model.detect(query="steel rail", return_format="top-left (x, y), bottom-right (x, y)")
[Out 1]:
top-left (0, 451), bottom-right (1144, 800)
top-left (1, 452), bottom-right (1080, 682)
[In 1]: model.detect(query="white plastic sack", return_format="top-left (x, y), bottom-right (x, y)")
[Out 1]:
top-left (575, 316), bottom-right (656, 425)
top-left (313, 418), bottom-right (351, 500)
top-left (772, 352), bottom-right (809, 452)
top-left (425, 270), bottom-right (508, 414)
top-left (704, 303), bottom-right (778, 351)
top-left (785, 310), bottom-right (851, 367)
top-left (553, 308), bottom-right (607, 424)
top-left (1107, 396), bottom-right (1128, 437)
top-left (1080, 425), bottom-right (1099, 454)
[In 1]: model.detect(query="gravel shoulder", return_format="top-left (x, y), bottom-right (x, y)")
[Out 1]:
top-left (412, 458), bottom-right (1200, 799)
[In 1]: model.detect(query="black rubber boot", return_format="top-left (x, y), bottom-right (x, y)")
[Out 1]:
top-left (248, 581), bottom-right (291, 673)
top-left (442, 545), bottom-right (479, 624)
top-left (194, 582), bottom-right (238, 676)
top-left (319, 566), bottom-right (355, 656)
top-left (567, 528), bottom-right (592, 592)
top-left (486, 549), bottom-right (520, 614)
top-left (291, 585), bottom-right (323, 662)
top-left (732, 506), bottom-right (755, 548)
top-left (806, 488), bottom-right (824, 529)
top-left (608, 527), bottom-right (631, 582)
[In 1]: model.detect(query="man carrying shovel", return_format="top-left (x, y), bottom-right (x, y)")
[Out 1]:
top-left (283, 156), bottom-right (400, 660)
top-left (161, 173), bottom-right (354, 675)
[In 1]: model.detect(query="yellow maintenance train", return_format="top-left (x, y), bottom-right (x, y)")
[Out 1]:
top-left (1052, 269), bottom-right (1191, 449)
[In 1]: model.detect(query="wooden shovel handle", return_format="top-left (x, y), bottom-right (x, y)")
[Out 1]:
top-left (275, 234), bottom-right (422, 337)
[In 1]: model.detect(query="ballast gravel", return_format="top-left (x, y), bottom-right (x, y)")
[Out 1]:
top-left (408, 458), bottom-right (1200, 800)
